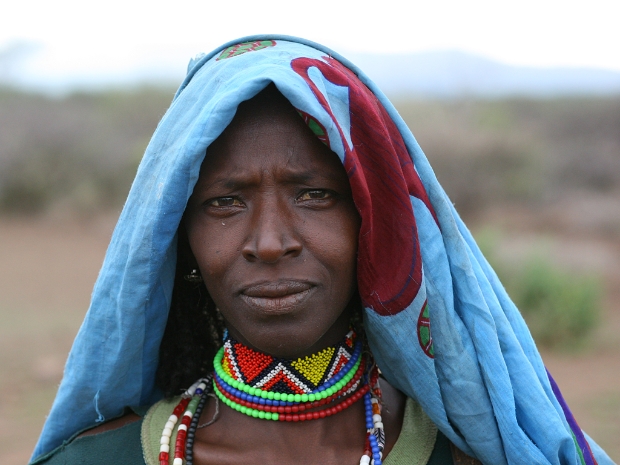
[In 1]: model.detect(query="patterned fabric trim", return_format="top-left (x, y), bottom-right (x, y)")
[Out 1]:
top-left (216, 40), bottom-right (276, 60)
top-left (416, 301), bottom-right (434, 358)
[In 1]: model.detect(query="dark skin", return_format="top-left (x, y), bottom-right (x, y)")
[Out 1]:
top-left (83, 88), bottom-right (406, 464)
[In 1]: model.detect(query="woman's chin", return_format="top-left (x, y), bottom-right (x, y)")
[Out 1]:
top-left (232, 326), bottom-right (319, 359)
top-left (230, 312), bottom-right (352, 359)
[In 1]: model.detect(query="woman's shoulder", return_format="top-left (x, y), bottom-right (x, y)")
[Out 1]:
top-left (30, 411), bottom-right (145, 465)
top-left (384, 396), bottom-right (481, 465)
top-left (141, 396), bottom-right (186, 465)
top-left (383, 396), bottom-right (440, 465)
top-left (30, 398), bottom-right (181, 465)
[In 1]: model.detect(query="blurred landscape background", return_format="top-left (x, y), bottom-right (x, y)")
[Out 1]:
top-left (1, 57), bottom-right (620, 462)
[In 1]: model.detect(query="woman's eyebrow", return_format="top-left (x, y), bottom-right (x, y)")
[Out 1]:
top-left (280, 166), bottom-right (346, 185)
top-left (279, 172), bottom-right (347, 188)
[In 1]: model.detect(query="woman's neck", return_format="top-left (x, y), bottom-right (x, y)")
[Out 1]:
top-left (224, 307), bottom-right (355, 360)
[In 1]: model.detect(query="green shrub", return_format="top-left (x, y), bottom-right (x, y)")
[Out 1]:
top-left (477, 231), bottom-right (602, 350)
top-left (510, 257), bottom-right (601, 349)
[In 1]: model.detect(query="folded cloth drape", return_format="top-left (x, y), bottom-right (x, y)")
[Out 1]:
top-left (31, 36), bottom-right (614, 465)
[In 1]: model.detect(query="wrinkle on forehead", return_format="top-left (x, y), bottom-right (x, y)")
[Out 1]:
top-left (197, 84), bottom-right (346, 192)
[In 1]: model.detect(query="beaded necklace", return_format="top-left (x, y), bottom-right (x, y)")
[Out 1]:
top-left (221, 329), bottom-right (358, 393)
top-left (159, 330), bottom-right (386, 465)
top-left (158, 377), bottom-right (210, 465)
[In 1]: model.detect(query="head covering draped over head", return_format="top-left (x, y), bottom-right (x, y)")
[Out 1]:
top-left (32, 36), bottom-right (612, 465)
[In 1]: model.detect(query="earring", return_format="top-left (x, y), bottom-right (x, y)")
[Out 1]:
top-left (184, 269), bottom-right (203, 283)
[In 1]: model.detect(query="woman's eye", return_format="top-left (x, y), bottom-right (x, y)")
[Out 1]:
top-left (298, 190), bottom-right (332, 201)
top-left (208, 197), bottom-right (243, 207)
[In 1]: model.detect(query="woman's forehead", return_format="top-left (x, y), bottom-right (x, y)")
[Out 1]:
top-left (197, 85), bottom-right (344, 179)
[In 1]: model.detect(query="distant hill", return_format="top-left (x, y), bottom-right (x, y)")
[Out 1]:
top-left (3, 48), bottom-right (620, 97)
top-left (346, 50), bottom-right (620, 98)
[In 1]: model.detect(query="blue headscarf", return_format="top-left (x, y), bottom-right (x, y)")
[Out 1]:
top-left (32, 36), bottom-right (613, 465)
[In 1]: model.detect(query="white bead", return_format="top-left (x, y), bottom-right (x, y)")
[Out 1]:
top-left (159, 444), bottom-right (169, 453)
top-left (164, 426), bottom-right (173, 436)
top-left (371, 398), bottom-right (379, 404)
top-left (360, 456), bottom-right (371, 465)
top-left (173, 458), bottom-right (183, 465)
top-left (160, 435), bottom-right (170, 445)
top-left (375, 421), bottom-right (384, 429)
top-left (178, 424), bottom-right (187, 431)
top-left (168, 414), bottom-right (178, 423)
top-left (165, 421), bottom-right (175, 430)
top-left (373, 414), bottom-right (382, 423)
top-left (184, 410), bottom-right (193, 418)
top-left (187, 378), bottom-right (203, 395)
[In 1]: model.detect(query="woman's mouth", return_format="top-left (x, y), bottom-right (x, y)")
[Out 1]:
top-left (240, 281), bottom-right (314, 314)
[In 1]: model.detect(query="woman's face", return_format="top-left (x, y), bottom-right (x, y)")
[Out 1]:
top-left (184, 92), bottom-right (360, 358)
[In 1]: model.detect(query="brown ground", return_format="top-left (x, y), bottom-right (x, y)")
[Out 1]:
top-left (1, 211), bottom-right (618, 464)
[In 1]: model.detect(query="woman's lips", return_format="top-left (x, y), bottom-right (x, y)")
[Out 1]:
top-left (240, 281), bottom-right (314, 314)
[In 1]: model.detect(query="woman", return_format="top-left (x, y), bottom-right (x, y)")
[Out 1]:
top-left (30, 36), bottom-right (613, 465)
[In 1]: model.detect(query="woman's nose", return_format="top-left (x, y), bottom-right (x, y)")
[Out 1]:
top-left (241, 200), bottom-right (302, 263)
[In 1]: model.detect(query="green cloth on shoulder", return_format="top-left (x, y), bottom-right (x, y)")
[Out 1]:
top-left (30, 419), bottom-right (145, 465)
top-left (142, 397), bottom-right (182, 465)
top-left (32, 397), bottom-right (453, 465)
top-left (384, 396), bottom-right (436, 465)
top-left (384, 397), bottom-right (453, 465)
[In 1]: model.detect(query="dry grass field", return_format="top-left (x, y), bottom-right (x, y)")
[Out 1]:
top-left (0, 215), bottom-right (116, 463)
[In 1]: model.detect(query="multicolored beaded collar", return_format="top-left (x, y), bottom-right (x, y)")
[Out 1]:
top-left (221, 329), bottom-right (358, 393)
top-left (159, 329), bottom-right (386, 465)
